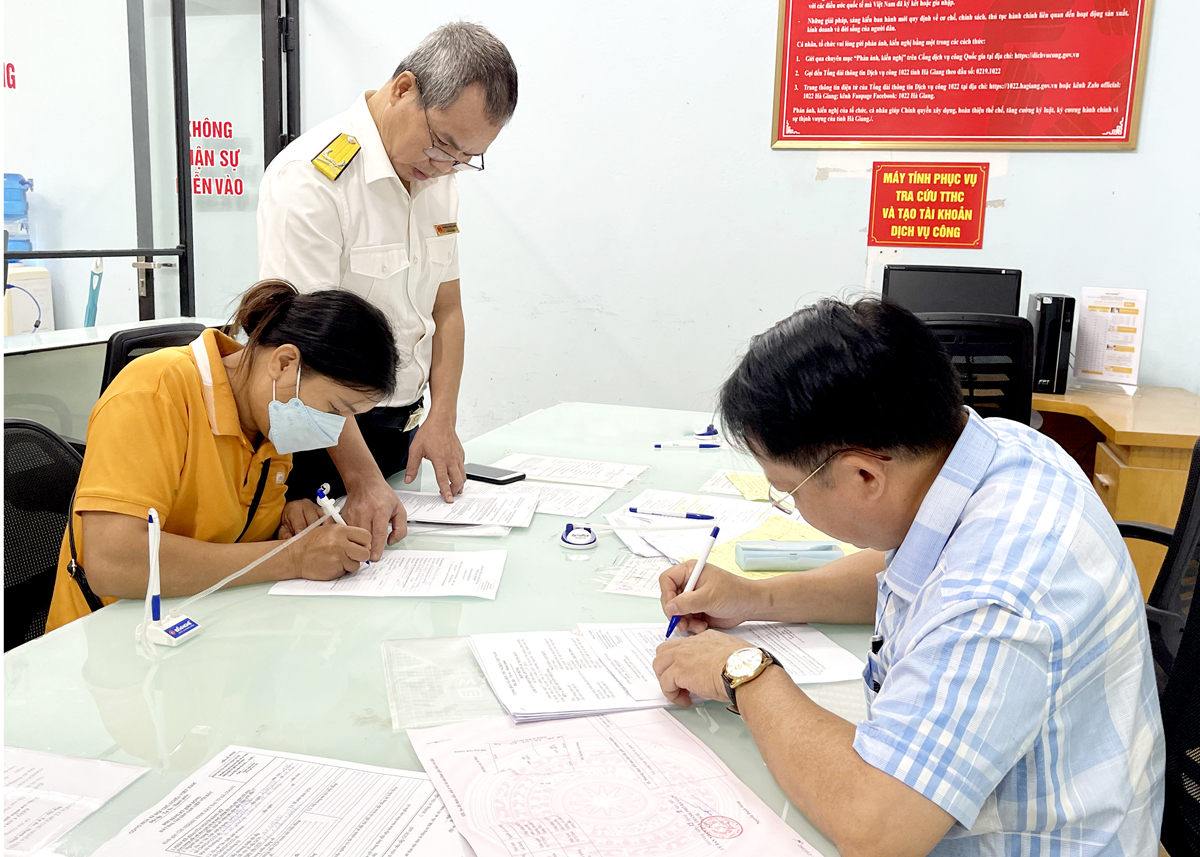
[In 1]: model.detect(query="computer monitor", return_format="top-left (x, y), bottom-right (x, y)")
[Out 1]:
top-left (882, 265), bottom-right (1022, 316)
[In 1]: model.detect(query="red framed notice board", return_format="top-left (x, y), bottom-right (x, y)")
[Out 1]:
top-left (772, 0), bottom-right (1154, 149)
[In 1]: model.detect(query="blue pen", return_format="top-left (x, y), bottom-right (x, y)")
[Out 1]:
top-left (628, 508), bottom-right (715, 521)
top-left (147, 510), bottom-right (161, 622)
top-left (666, 526), bottom-right (720, 639)
top-left (655, 441), bottom-right (721, 449)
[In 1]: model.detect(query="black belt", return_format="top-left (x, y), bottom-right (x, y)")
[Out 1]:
top-left (356, 399), bottom-right (424, 430)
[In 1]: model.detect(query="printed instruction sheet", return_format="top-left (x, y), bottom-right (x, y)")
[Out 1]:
top-left (270, 549), bottom-right (508, 600)
top-left (579, 622), bottom-right (865, 701)
top-left (395, 490), bottom-right (537, 527)
top-left (468, 630), bottom-right (667, 721)
top-left (92, 746), bottom-right (467, 857)
top-left (491, 453), bottom-right (648, 489)
top-left (5, 747), bottom-right (145, 855)
top-left (1075, 287), bottom-right (1147, 385)
top-left (409, 709), bottom-right (819, 857)
top-left (463, 479), bottom-right (616, 517)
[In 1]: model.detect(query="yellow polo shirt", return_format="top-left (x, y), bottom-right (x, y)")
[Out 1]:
top-left (45, 329), bottom-right (292, 633)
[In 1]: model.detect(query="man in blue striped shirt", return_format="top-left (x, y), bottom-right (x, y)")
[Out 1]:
top-left (654, 299), bottom-right (1164, 856)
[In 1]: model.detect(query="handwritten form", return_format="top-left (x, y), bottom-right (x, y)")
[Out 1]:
top-left (491, 453), bottom-right (647, 489)
top-left (462, 479), bottom-right (615, 517)
top-left (395, 491), bottom-right (537, 527)
top-left (409, 709), bottom-right (819, 857)
top-left (92, 746), bottom-right (468, 857)
top-left (5, 748), bottom-right (145, 855)
top-left (270, 550), bottom-right (508, 600)
top-left (579, 623), bottom-right (865, 702)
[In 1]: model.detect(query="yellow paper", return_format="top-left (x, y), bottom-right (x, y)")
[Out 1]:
top-left (687, 516), bottom-right (862, 580)
top-left (726, 471), bottom-right (771, 502)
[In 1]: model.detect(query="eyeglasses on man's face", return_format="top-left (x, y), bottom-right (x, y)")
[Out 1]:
top-left (767, 448), bottom-right (894, 516)
top-left (422, 104), bottom-right (484, 173)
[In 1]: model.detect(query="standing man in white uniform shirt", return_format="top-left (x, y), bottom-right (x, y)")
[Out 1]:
top-left (258, 23), bottom-right (518, 559)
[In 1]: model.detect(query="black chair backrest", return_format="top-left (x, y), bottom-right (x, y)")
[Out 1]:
top-left (1147, 439), bottom-right (1200, 683)
top-left (3, 419), bottom-right (83, 650)
top-left (1159, 518), bottom-right (1200, 856)
top-left (100, 323), bottom-right (207, 395)
top-left (918, 312), bottom-right (1034, 425)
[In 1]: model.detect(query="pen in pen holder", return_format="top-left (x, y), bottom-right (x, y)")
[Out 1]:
top-left (135, 509), bottom-right (202, 650)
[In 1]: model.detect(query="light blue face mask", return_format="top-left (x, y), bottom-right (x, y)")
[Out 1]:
top-left (267, 364), bottom-right (346, 454)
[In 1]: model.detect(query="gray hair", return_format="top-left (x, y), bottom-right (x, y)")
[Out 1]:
top-left (393, 23), bottom-right (518, 126)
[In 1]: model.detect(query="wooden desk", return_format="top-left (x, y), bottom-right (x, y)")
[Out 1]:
top-left (1034, 386), bottom-right (1200, 596)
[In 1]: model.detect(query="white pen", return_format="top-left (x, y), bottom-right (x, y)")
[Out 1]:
top-left (654, 441), bottom-right (722, 449)
top-left (316, 484), bottom-right (369, 565)
top-left (666, 525), bottom-right (720, 639)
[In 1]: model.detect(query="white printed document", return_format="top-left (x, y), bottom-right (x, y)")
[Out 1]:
top-left (601, 554), bottom-right (674, 598)
top-left (468, 630), bottom-right (667, 722)
top-left (407, 522), bottom-right (511, 538)
top-left (698, 469), bottom-right (744, 495)
top-left (92, 746), bottom-right (467, 857)
top-left (463, 479), bottom-right (615, 517)
top-left (579, 622), bottom-right (865, 701)
top-left (396, 490), bottom-right (537, 527)
top-left (490, 453), bottom-right (647, 488)
top-left (5, 747), bottom-right (146, 855)
top-left (409, 709), bottom-right (819, 857)
top-left (1075, 287), bottom-right (1148, 385)
top-left (270, 550), bottom-right (507, 600)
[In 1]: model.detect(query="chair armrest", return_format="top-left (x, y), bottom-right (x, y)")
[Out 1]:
top-left (63, 437), bottom-right (86, 457)
top-left (1116, 521), bottom-right (1174, 547)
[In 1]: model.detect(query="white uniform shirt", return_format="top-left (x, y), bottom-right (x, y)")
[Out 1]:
top-left (257, 93), bottom-right (460, 407)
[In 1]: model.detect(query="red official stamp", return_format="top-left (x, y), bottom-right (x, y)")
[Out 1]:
top-left (700, 816), bottom-right (743, 839)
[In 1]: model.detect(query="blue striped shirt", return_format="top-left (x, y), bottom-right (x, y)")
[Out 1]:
top-left (854, 410), bottom-right (1164, 855)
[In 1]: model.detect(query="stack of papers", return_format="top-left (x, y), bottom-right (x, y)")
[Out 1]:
top-left (5, 748), bottom-right (145, 856)
top-left (462, 479), bottom-right (615, 517)
top-left (469, 622), bottom-right (863, 722)
top-left (408, 709), bottom-right (821, 857)
top-left (92, 746), bottom-right (467, 856)
top-left (491, 453), bottom-right (647, 488)
top-left (396, 490), bottom-right (537, 527)
top-left (270, 550), bottom-right (508, 600)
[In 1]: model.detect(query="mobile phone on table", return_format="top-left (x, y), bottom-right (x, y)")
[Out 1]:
top-left (464, 463), bottom-right (526, 485)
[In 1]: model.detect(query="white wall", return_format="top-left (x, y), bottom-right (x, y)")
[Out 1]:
top-left (301, 0), bottom-right (1200, 442)
top-left (3, 0), bottom-right (141, 328)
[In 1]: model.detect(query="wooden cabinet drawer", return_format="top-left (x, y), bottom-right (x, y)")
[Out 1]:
top-left (1093, 441), bottom-right (1188, 526)
top-left (1093, 441), bottom-right (1188, 597)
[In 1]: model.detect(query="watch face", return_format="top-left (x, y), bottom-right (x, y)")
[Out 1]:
top-left (726, 647), bottom-right (764, 680)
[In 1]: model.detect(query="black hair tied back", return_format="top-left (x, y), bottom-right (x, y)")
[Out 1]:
top-left (231, 279), bottom-right (400, 400)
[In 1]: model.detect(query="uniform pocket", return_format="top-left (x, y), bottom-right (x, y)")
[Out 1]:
top-left (425, 235), bottom-right (456, 271)
top-left (349, 243), bottom-right (409, 278)
top-left (345, 244), bottom-right (409, 299)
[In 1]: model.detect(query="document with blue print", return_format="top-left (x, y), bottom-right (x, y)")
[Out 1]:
top-left (91, 746), bottom-right (471, 857)
top-left (270, 549), bottom-right (508, 599)
top-left (409, 709), bottom-right (820, 857)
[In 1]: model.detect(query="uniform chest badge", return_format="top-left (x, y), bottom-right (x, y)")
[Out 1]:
top-left (434, 223), bottom-right (459, 236)
top-left (312, 133), bottom-right (361, 181)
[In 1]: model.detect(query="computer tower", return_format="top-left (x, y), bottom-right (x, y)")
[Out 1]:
top-left (1026, 294), bottom-right (1074, 395)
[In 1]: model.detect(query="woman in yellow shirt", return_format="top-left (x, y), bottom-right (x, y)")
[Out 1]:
top-left (45, 280), bottom-right (400, 632)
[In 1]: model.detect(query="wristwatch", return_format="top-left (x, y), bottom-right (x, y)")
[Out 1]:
top-left (722, 646), bottom-right (781, 715)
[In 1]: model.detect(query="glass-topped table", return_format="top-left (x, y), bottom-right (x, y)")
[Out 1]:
top-left (4, 402), bottom-right (870, 856)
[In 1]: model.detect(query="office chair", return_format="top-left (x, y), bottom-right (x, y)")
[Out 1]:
top-left (99, 322), bottom-right (207, 395)
top-left (918, 313), bottom-right (1035, 426)
top-left (1117, 438), bottom-right (1200, 694)
top-left (4, 419), bottom-right (84, 650)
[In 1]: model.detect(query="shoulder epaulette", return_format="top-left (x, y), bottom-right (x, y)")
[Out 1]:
top-left (312, 133), bottom-right (361, 181)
